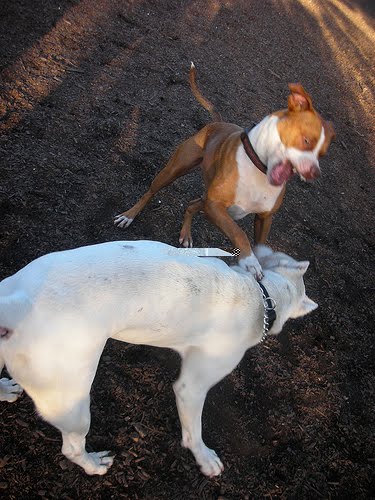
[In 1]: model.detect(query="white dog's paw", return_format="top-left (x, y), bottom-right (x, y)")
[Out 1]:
top-left (196, 446), bottom-right (224, 477)
top-left (85, 451), bottom-right (114, 475)
top-left (114, 214), bottom-right (134, 228)
top-left (0, 377), bottom-right (23, 402)
top-left (239, 254), bottom-right (263, 281)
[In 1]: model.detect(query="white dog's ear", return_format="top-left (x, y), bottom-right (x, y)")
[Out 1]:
top-left (253, 245), bottom-right (273, 261)
top-left (291, 260), bottom-right (310, 274)
top-left (303, 296), bottom-right (318, 312)
top-left (291, 295), bottom-right (318, 318)
top-left (278, 259), bottom-right (310, 275)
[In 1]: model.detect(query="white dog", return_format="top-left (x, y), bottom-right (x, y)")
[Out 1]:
top-left (0, 241), bottom-right (317, 476)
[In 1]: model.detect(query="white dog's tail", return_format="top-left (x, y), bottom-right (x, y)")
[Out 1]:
top-left (0, 291), bottom-right (31, 340)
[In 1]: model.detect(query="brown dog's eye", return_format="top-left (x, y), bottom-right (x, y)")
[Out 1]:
top-left (303, 137), bottom-right (310, 146)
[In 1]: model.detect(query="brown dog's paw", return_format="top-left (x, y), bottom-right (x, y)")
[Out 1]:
top-left (114, 213), bottom-right (134, 228)
top-left (179, 231), bottom-right (193, 248)
top-left (239, 254), bottom-right (263, 281)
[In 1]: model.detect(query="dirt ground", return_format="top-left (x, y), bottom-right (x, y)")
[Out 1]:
top-left (0, 0), bottom-right (374, 498)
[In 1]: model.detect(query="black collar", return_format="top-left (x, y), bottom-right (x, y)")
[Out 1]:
top-left (258, 281), bottom-right (277, 337)
top-left (240, 127), bottom-right (268, 175)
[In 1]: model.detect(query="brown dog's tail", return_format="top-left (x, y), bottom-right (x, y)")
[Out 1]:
top-left (189, 62), bottom-right (222, 122)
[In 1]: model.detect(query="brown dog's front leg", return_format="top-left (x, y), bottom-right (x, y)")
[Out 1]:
top-left (254, 186), bottom-right (286, 244)
top-left (204, 200), bottom-right (250, 255)
top-left (204, 200), bottom-right (263, 280)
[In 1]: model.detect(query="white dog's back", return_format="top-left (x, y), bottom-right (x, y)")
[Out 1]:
top-left (0, 241), bottom-right (260, 350)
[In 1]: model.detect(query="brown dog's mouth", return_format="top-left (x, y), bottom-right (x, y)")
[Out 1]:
top-left (269, 160), bottom-right (294, 186)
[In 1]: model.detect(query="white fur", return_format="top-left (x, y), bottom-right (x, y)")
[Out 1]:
top-left (0, 241), bottom-right (317, 476)
top-left (228, 146), bottom-right (284, 220)
top-left (249, 115), bottom-right (281, 168)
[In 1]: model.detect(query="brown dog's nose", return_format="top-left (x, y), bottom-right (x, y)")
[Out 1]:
top-left (299, 161), bottom-right (321, 181)
top-left (310, 164), bottom-right (321, 179)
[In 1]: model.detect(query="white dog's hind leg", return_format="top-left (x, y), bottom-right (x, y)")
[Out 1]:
top-left (37, 394), bottom-right (114, 475)
top-left (0, 355), bottom-right (23, 402)
top-left (0, 377), bottom-right (23, 402)
top-left (173, 346), bottom-right (243, 477)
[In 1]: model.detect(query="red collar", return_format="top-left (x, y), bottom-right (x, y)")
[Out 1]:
top-left (240, 127), bottom-right (268, 175)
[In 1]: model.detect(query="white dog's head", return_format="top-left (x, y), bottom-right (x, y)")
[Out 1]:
top-left (253, 245), bottom-right (318, 320)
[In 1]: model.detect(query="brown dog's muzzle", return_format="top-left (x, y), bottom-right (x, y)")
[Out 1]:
top-left (296, 161), bottom-right (321, 181)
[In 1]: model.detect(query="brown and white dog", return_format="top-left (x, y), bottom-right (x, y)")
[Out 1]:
top-left (114, 64), bottom-right (335, 279)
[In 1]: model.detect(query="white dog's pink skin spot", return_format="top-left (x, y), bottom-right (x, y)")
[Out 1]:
top-left (0, 327), bottom-right (12, 339)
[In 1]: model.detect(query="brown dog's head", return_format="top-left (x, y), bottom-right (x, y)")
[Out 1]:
top-left (268, 83), bottom-right (335, 186)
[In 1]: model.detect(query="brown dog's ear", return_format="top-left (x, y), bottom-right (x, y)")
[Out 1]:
top-left (319, 120), bottom-right (336, 157)
top-left (287, 83), bottom-right (313, 112)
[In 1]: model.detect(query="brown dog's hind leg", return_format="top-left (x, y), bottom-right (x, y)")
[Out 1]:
top-left (114, 137), bottom-right (203, 228)
top-left (179, 198), bottom-right (204, 248)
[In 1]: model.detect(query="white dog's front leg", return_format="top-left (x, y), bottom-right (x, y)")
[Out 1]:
top-left (174, 382), bottom-right (223, 477)
top-left (173, 347), bottom-right (244, 477)
top-left (0, 377), bottom-right (23, 402)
